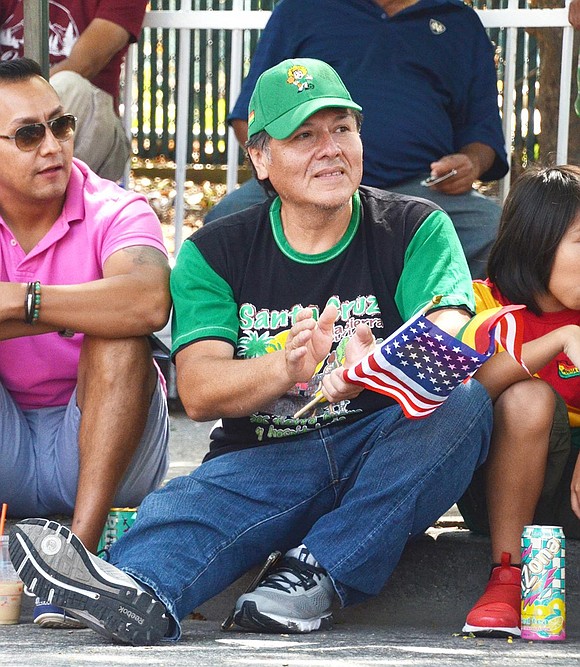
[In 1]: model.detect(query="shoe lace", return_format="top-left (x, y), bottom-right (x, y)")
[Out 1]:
top-left (259, 556), bottom-right (326, 593)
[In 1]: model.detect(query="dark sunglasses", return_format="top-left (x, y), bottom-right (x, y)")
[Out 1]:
top-left (0, 113), bottom-right (77, 152)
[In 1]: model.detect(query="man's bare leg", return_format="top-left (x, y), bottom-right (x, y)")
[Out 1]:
top-left (73, 336), bottom-right (157, 552)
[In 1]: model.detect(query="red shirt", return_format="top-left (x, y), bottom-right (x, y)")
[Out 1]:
top-left (0, 0), bottom-right (148, 103)
top-left (474, 279), bottom-right (580, 428)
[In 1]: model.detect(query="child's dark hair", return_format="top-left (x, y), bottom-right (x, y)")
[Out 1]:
top-left (488, 165), bottom-right (580, 315)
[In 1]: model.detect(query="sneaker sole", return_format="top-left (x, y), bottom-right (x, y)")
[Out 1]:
top-left (234, 600), bottom-right (333, 634)
top-left (9, 518), bottom-right (168, 646)
top-left (462, 622), bottom-right (521, 638)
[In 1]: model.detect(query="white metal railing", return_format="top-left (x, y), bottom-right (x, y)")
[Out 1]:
top-left (123, 6), bottom-right (576, 256)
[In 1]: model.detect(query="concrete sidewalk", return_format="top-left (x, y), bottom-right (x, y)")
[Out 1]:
top-left (2, 410), bottom-right (579, 666)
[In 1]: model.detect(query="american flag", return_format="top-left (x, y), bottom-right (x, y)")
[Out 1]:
top-left (343, 303), bottom-right (526, 419)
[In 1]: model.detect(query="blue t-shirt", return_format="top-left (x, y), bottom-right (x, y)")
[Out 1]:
top-left (229, 0), bottom-right (508, 187)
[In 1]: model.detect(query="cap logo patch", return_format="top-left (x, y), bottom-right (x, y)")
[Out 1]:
top-left (287, 65), bottom-right (314, 92)
top-left (429, 19), bottom-right (446, 34)
top-left (248, 109), bottom-right (255, 126)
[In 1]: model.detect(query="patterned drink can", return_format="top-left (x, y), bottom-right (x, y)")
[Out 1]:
top-left (521, 525), bottom-right (566, 640)
top-left (97, 508), bottom-right (138, 556)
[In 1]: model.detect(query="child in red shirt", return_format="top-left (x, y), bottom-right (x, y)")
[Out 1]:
top-left (460, 164), bottom-right (580, 637)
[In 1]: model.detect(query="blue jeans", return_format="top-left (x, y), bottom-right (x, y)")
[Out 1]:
top-left (110, 380), bottom-right (491, 640)
top-left (203, 177), bottom-right (501, 279)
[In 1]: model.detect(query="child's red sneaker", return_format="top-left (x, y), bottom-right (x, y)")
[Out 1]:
top-left (462, 551), bottom-right (521, 637)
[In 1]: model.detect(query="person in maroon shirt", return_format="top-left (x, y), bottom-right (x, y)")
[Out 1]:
top-left (0, 0), bottom-right (148, 180)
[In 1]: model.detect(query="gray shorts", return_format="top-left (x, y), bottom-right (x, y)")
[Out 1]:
top-left (458, 390), bottom-right (580, 538)
top-left (0, 379), bottom-right (169, 518)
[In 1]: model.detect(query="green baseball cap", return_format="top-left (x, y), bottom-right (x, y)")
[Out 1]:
top-left (247, 58), bottom-right (362, 140)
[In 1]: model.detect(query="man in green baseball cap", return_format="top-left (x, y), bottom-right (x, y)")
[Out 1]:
top-left (243, 58), bottom-right (364, 224)
top-left (12, 58), bottom-right (489, 645)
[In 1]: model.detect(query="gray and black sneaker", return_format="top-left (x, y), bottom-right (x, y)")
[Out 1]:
top-left (233, 545), bottom-right (334, 633)
top-left (9, 518), bottom-right (168, 646)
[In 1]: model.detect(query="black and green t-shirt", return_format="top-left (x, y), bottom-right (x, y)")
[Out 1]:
top-left (171, 186), bottom-right (474, 459)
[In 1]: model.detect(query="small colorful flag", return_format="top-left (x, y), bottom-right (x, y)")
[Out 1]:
top-left (457, 305), bottom-right (527, 367)
top-left (343, 302), bottom-right (527, 419)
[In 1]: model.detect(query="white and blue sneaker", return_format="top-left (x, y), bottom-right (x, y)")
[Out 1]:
top-left (233, 545), bottom-right (334, 633)
top-left (9, 518), bottom-right (168, 646)
top-left (33, 599), bottom-right (86, 629)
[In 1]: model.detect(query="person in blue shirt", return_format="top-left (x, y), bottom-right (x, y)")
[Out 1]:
top-left (206, 0), bottom-right (509, 279)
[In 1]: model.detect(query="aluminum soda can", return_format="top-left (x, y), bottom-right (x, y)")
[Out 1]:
top-left (97, 507), bottom-right (138, 556)
top-left (521, 525), bottom-right (566, 640)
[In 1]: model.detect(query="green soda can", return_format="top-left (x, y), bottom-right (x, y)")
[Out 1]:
top-left (521, 525), bottom-right (566, 640)
top-left (97, 507), bottom-right (138, 557)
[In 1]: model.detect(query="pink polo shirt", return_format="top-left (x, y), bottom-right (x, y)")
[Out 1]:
top-left (0, 159), bottom-right (168, 410)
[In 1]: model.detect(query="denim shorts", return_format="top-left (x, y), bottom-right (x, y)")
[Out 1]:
top-left (0, 378), bottom-right (169, 517)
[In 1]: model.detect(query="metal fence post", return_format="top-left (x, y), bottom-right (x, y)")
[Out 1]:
top-left (23, 0), bottom-right (50, 79)
top-left (557, 0), bottom-right (574, 164)
top-left (226, 0), bottom-right (244, 194)
top-left (499, 0), bottom-right (519, 203)
top-left (122, 43), bottom-right (136, 188)
top-left (173, 1), bottom-right (193, 258)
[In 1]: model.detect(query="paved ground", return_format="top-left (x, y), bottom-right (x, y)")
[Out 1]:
top-left (2, 616), bottom-right (580, 666)
top-left (2, 410), bottom-right (579, 665)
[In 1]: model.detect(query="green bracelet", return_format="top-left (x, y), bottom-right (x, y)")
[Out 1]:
top-left (31, 281), bottom-right (41, 323)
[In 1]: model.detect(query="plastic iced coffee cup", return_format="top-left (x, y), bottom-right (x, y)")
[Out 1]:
top-left (0, 535), bottom-right (23, 625)
top-left (0, 580), bottom-right (23, 624)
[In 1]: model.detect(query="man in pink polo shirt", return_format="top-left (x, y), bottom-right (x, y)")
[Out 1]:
top-left (0, 58), bottom-right (171, 627)
top-left (0, 0), bottom-right (149, 181)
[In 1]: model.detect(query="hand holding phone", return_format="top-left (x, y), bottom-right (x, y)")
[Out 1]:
top-left (420, 169), bottom-right (458, 187)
